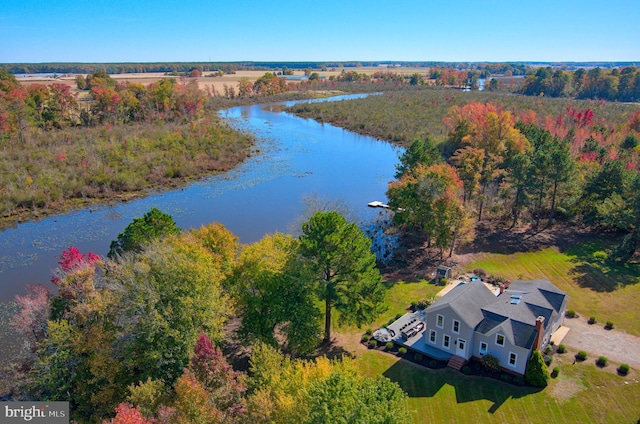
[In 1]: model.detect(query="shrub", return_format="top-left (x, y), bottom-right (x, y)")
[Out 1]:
top-left (414, 353), bottom-right (423, 362)
top-left (368, 339), bottom-right (378, 349)
top-left (387, 318), bottom-right (395, 325)
top-left (473, 268), bottom-right (487, 278)
top-left (481, 354), bottom-right (501, 372)
top-left (576, 351), bottom-right (587, 361)
top-left (544, 355), bottom-right (553, 366)
top-left (365, 328), bottom-right (372, 335)
top-left (588, 316), bottom-right (597, 325)
top-left (513, 376), bottom-right (526, 386)
top-left (557, 344), bottom-right (566, 353)
top-left (525, 351), bottom-right (549, 387)
top-left (461, 366), bottom-right (471, 375)
top-left (415, 298), bottom-right (432, 310)
top-left (395, 313), bottom-right (402, 320)
top-left (551, 367), bottom-right (560, 378)
top-left (596, 356), bottom-right (608, 367)
top-left (361, 334), bottom-right (370, 343)
top-left (439, 277), bottom-right (448, 286)
top-left (592, 250), bottom-right (608, 260)
top-left (565, 309), bottom-right (576, 318)
top-left (398, 347), bottom-right (407, 356)
top-left (618, 364), bottom-right (630, 376)
top-left (605, 321), bottom-right (614, 330)
top-left (385, 341), bottom-right (394, 350)
top-left (544, 344), bottom-right (553, 353)
top-left (429, 360), bottom-right (437, 368)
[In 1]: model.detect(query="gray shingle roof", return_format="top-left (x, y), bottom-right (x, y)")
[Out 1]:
top-left (477, 279), bottom-right (568, 349)
top-left (427, 281), bottom-right (499, 328)
top-left (431, 279), bottom-right (568, 350)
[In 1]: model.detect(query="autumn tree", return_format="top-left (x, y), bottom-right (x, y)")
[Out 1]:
top-left (444, 102), bottom-right (529, 219)
top-left (388, 163), bottom-right (472, 257)
top-left (11, 284), bottom-right (51, 351)
top-left (299, 211), bottom-right (386, 343)
top-left (29, 255), bottom-right (122, 421)
top-left (112, 233), bottom-right (230, 386)
top-left (449, 146), bottom-right (484, 203)
top-left (188, 332), bottom-right (247, 422)
top-left (253, 73), bottom-right (288, 96)
top-left (190, 222), bottom-right (239, 277)
top-left (104, 403), bottom-right (153, 424)
top-left (237, 78), bottom-right (254, 97)
top-left (230, 233), bottom-right (321, 353)
top-left (246, 343), bottom-right (410, 424)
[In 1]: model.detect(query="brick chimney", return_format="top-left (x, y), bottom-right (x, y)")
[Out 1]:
top-left (499, 280), bottom-right (511, 294)
top-left (532, 316), bottom-right (545, 351)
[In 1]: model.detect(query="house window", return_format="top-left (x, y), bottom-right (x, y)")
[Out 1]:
top-left (496, 334), bottom-right (505, 346)
top-left (436, 314), bottom-right (444, 329)
top-left (443, 334), bottom-right (450, 349)
top-left (479, 342), bottom-right (488, 355)
top-left (452, 320), bottom-right (460, 334)
top-left (429, 330), bottom-right (437, 344)
top-left (509, 352), bottom-right (517, 367)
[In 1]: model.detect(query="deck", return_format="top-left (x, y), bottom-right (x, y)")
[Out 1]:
top-left (385, 311), bottom-right (454, 361)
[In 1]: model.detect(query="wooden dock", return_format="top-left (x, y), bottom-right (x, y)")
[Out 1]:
top-left (368, 201), bottom-right (390, 209)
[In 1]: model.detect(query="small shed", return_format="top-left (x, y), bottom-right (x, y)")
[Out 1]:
top-left (436, 265), bottom-right (452, 279)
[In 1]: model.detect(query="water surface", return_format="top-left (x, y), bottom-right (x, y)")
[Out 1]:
top-left (0, 95), bottom-right (401, 302)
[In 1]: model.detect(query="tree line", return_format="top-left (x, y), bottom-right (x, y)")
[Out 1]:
top-left (289, 90), bottom-right (640, 262)
top-left (521, 66), bottom-right (640, 102)
top-left (7, 208), bottom-right (394, 423)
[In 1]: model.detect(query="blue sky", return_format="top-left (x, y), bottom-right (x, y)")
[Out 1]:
top-left (1, 0), bottom-right (638, 63)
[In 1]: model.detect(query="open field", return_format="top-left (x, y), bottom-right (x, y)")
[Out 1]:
top-left (16, 66), bottom-right (435, 95)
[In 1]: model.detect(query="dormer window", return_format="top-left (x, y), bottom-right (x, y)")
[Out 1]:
top-left (496, 334), bottom-right (505, 346)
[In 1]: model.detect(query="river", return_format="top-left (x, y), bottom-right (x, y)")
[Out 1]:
top-left (0, 94), bottom-right (401, 305)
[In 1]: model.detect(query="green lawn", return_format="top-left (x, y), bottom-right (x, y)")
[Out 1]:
top-left (357, 351), bottom-right (640, 424)
top-left (466, 245), bottom-right (640, 336)
top-left (345, 248), bottom-right (640, 423)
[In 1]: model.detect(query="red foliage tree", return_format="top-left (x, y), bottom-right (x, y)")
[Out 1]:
top-left (103, 403), bottom-right (153, 424)
top-left (190, 332), bottom-right (247, 420)
top-left (11, 284), bottom-right (51, 346)
top-left (51, 246), bottom-right (101, 284)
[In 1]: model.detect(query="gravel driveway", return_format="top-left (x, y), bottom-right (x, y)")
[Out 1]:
top-left (561, 316), bottom-right (640, 369)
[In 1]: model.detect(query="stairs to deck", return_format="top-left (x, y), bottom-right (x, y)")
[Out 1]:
top-left (447, 355), bottom-right (467, 371)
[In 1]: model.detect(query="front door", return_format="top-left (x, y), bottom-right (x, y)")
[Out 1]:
top-left (456, 338), bottom-right (466, 357)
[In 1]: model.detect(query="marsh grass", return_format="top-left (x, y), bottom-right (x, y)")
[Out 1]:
top-left (0, 116), bottom-right (254, 226)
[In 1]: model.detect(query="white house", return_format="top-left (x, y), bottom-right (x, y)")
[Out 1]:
top-left (422, 279), bottom-right (568, 375)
